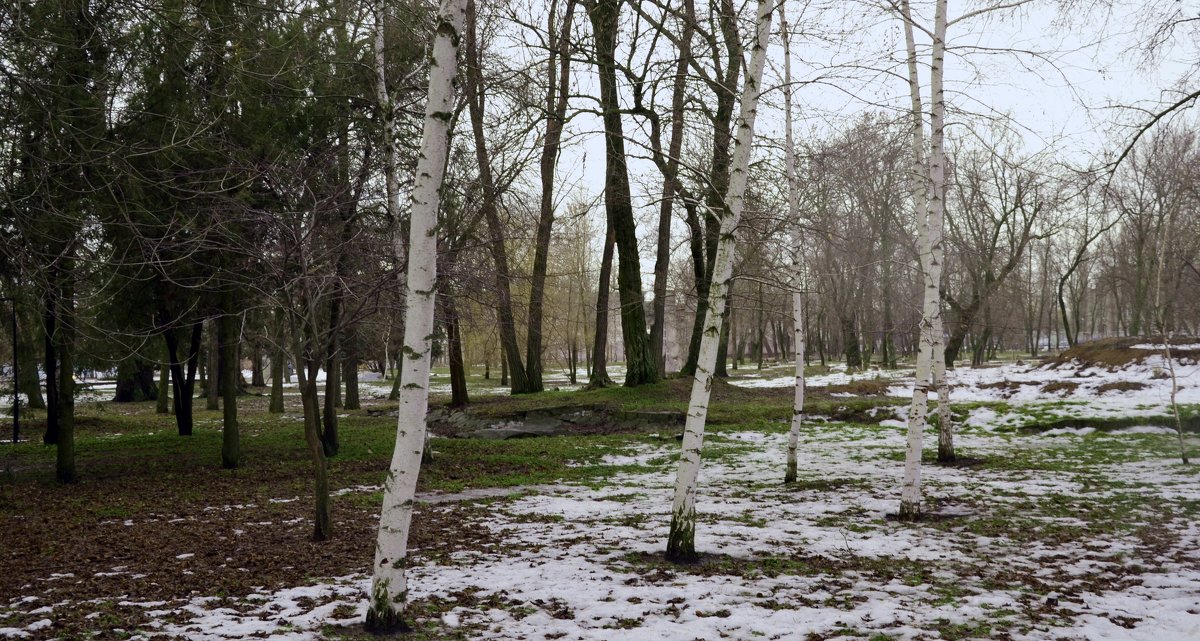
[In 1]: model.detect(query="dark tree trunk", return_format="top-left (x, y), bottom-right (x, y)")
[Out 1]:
top-left (322, 294), bottom-right (341, 457)
top-left (388, 355), bottom-right (402, 400)
top-left (446, 296), bottom-right (469, 408)
top-left (219, 310), bottom-right (239, 469)
top-left (684, 0), bottom-right (741, 377)
top-left (269, 351), bottom-right (285, 413)
top-left (715, 313), bottom-right (730, 378)
top-left (568, 335), bottom-right (578, 385)
top-left (206, 318), bottom-right (219, 410)
top-left (343, 357), bottom-right (360, 410)
top-left (681, 200), bottom-right (707, 376)
top-left (713, 273), bottom-right (731, 378)
top-left (464, 5), bottom-right (530, 394)
top-left (589, 0), bottom-right (657, 387)
top-left (43, 299), bottom-right (59, 445)
top-left (650, 0), bottom-right (695, 375)
top-left (156, 361), bottom-right (170, 414)
top-left (296, 361), bottom-right (331, 542)
top-left (54, 268), bottom-right (76, 484)
top-left (526, 0), bottom-right (576, 393)
top-left (589, 217), bottom-right (616, 388)
top-left (251, 341), bottom-right (266, 387)
top-left (164, 321), bottom-right (202, 436)
top-left (114, 360), bottom-right (158, 402)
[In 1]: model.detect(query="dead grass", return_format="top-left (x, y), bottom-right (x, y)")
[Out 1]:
top-left (1048, 336), bottom-right (1200, 369)
top-left (1096, 381), bottom-right (1147, 394)
top-left (822, 378), bottom-right (895, 396)
top-left (1041, 381), bottom-right (1080, 395)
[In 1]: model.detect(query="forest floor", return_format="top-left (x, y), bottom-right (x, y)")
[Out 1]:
top-left (1, 343), bottom-right (1199, 640)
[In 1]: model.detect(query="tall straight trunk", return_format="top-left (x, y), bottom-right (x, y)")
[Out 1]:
top-left (251, 339), bottom-right (266, 387)
top-left (650, 0), bottom-right (695, 374)
top-left (589, 0), bottom-right (658, 387)
top-left (732, 309), bottom-right (742, 369)
top-left (445, 295), bottom-right (469, 407)
top-left (323, 298), bottom-right (341, 457)
top-left (899, 0), bottom-right (948, 519)
top-left (782, 8), bottom-right (805, 484)
top-left (156, 360), bottom-right (170, 414)
top-left (786, 279), bottom-right (807, 484)
top-left (55, 263), bottom-right (76, 484)
top-left (526, 0), bottom-right (576, 392)
top-left (269, 350), bottom-right (285, 413)
top-left (367, 0), bottom-right (465, 629)
top-left (206, 318), bottom-right (219, 410)
top-left (666, 0), bottom-right (772, 561)
top-left (198, 349), bottom-right (206, 390)
top-left (219, 308), bottom-right (239, 469)
top-left (343, 355), bottom-right (360, 410)
top-left (568, 335), bottom-right (578, 384)
top-left (589, 218), bottom-right (616, 387)
top-left (43, 299), bottom-right (59, 445)
top-left (463, 8), bottom-right (529, 395)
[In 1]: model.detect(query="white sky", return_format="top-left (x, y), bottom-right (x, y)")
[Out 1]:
top-left (500, 0), bottom-right (1198, 282)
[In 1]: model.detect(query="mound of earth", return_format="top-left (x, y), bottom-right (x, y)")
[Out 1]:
top-left (1047, 336), bottom-right (1200, 369)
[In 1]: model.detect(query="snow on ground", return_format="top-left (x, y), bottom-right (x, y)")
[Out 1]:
top-left (731, 362), bottom-right (910, 390)
top-left (59, 409), bottom-right (1195, 641)
top-left (733, 355), bottom-right (1200, 426)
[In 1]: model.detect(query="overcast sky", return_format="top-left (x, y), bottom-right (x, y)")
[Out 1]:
top-left (504, 0), bottom-right (1197, 279)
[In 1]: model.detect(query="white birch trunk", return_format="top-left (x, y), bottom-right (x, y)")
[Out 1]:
top-left (366, 0), bottom-right (466, 629)
top-left (899, 0), bottom-right (949, 519)
top-left (374, 0), bottom-right (401, 243)
top-left (927, 0), bottom-right (950, 471)
top-left (665, 0), bottom-right (773, 562)
top-left (781, 7), bottom-right (806, 485)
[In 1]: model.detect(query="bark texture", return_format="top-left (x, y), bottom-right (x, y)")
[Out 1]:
top-left (899, 0), bottom-right (948, 520)
top-left (366, 0), bottom-right (465, 629)
top-left (666, 0), bottom-right (772, 561)
top-left (588, 0), bottom-right (657, 387)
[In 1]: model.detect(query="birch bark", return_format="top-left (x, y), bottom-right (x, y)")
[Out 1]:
top-left (781, 7), bottom-right (806, 484)
top-left (366, 0), bottom-right (466, 629)
top-left (666, 0), bottom-right (773, 561)
top-left (899, 0), bottom-right (949, 519)
top-left (373, 0), bottom-right (401, 267)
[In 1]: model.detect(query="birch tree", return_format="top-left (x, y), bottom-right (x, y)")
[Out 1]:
top-left (366, 0), bottom-right (466, 629)
top-left (898, 0), bottom-right (948, 519)
top-left (781, 6), bottom-right (806, 484)
top-left (666, 0), bottom-right (773, 562)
